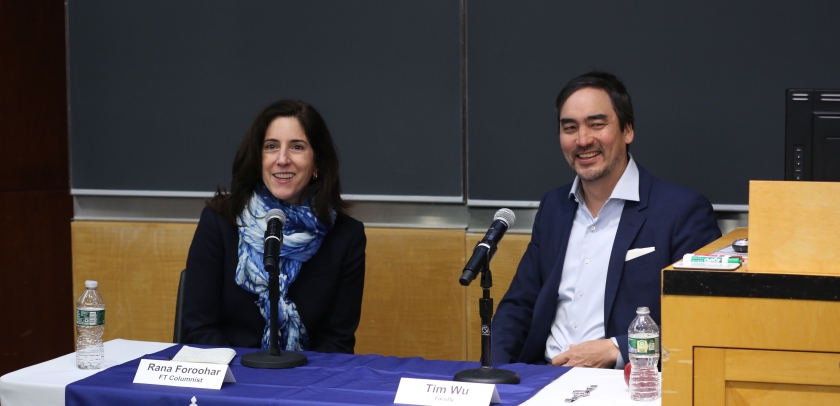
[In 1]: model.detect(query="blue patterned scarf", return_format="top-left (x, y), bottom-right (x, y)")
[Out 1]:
top-left (235, 183), bottom-right (334, 350)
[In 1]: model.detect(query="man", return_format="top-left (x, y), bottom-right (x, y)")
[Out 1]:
top-left (491, 71), bottom-right (721, 368)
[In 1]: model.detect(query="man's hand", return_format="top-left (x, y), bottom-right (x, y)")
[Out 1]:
top-left (551, 339), bottom-right (618, 368)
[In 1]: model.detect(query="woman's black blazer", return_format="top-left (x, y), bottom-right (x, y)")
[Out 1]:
top-left (181, 207), bottom-right (366, 353)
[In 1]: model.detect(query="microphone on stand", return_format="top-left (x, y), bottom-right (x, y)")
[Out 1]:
top-left (455, 208), bottom-right (520, 384)
top-left (241, 209), bottom-right (308, 369)
top-left (460, 208), bottom-right (516, 286)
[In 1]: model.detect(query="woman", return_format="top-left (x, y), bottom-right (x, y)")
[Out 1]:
top-left (181, 100), bottom-right (366, 354)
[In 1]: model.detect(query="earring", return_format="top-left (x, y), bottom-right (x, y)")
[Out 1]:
top-left (313, 172), bottom-right (318, 180)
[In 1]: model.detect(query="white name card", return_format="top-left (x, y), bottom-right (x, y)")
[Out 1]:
top-left (393, 378), bottom-right (500, 406)
top-left (133, 359), bottom-right (236, 390)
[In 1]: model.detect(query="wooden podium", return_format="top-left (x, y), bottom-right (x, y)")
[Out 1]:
top-left (661, 181), bottom-right (840, 406)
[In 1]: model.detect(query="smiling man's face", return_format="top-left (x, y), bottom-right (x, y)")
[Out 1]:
top-left (559, 87), bottom-right (633, 184)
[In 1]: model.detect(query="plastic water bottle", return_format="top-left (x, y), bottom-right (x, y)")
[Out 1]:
top-left (628, 306), bottom-right (660, 401)
top-left (76, 280), bottom-right (106, 369)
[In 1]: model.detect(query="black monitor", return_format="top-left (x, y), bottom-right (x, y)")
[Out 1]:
top-left (785, 89), bottom-right (840, 181)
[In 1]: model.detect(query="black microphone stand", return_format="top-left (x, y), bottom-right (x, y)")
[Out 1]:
top-left (455, 250), bottom-right (520, 384)
top-left (241, 247), bottom-right (307, 369)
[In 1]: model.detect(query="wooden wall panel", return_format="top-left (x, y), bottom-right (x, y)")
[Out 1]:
top-left (662, 294), bottom-right (840, 406)
top-left (465, 233), bottom-right (531, 361)
top-left (0, 0), bottom-right (72, 376)
top-left (0, 0), bottom-right (69, 192)
top-left (0, 190), bottom-right (74, 373)
top-left (725, 349), bottom-right (840, 387)
top-left (70, 223), bottom-right (474, 361)
top-left (749, 181), bottom-right (840, 274)
top-left (355, 228), bottom-right (468, 361)
top-left (693, 347), bottom-right (840, 406)
top-left (725, 381), bottom-right (840, 406)
top-left (71, 221), bottom-right (197, 342)
top-left (694, 347), bottom-right (726, 406)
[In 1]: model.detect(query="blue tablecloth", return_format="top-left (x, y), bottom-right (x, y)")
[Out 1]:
top-left (65, 345), bottom-right (569, 406)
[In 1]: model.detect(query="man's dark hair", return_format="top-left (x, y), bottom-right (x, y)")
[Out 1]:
top-left (208, 99), bottom-right (348, 226)
top-left (555, 71), bottom-right (635, 134)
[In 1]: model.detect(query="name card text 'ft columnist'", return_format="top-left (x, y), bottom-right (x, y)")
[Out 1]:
top-left (133, 359), bottom-right (236, 390)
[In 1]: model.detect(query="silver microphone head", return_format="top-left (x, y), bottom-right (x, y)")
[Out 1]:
top-left (266, 209), bottom-right (287, 226)
top-left (494, 208), bottom-right (516, 228)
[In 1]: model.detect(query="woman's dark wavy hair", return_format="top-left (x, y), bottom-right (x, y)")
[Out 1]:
top-left (207, 99), bottom-right (348, 226)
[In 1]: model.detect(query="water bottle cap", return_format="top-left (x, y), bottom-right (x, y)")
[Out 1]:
top-left (85, 280), bottom-right (98, 289)
top-left (636, 306), bottom-right (650, 314)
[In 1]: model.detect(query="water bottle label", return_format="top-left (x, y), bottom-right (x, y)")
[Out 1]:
top-left (76, 309), bottom-right (105, 326)
top-left (629, 337), bottom-right (659, 355)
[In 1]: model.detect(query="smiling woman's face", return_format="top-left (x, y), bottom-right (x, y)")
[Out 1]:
top-left (261, 116), bottom-right (317, 205)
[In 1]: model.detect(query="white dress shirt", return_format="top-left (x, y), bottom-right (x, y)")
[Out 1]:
top-left (544, 157), bottom-right (640, 367)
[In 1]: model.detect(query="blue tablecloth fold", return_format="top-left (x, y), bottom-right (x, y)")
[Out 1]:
top-left (65, 345), bottom-right (569, 406)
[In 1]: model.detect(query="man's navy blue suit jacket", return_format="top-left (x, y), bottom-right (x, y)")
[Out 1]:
top-left (491, 165), bottom-right (721, 365)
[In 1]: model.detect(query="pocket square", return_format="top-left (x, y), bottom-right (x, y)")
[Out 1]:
top-left (626, 247), bottom-right (655, 262)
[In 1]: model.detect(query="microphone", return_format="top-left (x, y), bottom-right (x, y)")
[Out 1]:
top-left (242, 207), bottom-right (306, 368)
top-left (459, 208), bottom-right (515, 286)
top-left (264, 209), bottom-right (287, 272)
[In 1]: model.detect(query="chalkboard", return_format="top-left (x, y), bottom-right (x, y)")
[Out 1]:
top-left (68, 1), bottom-right (840, 206)
top-left (467, 1), bottom-right (840, 205)
top-left (68, 1), bottom-right (462, 198)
